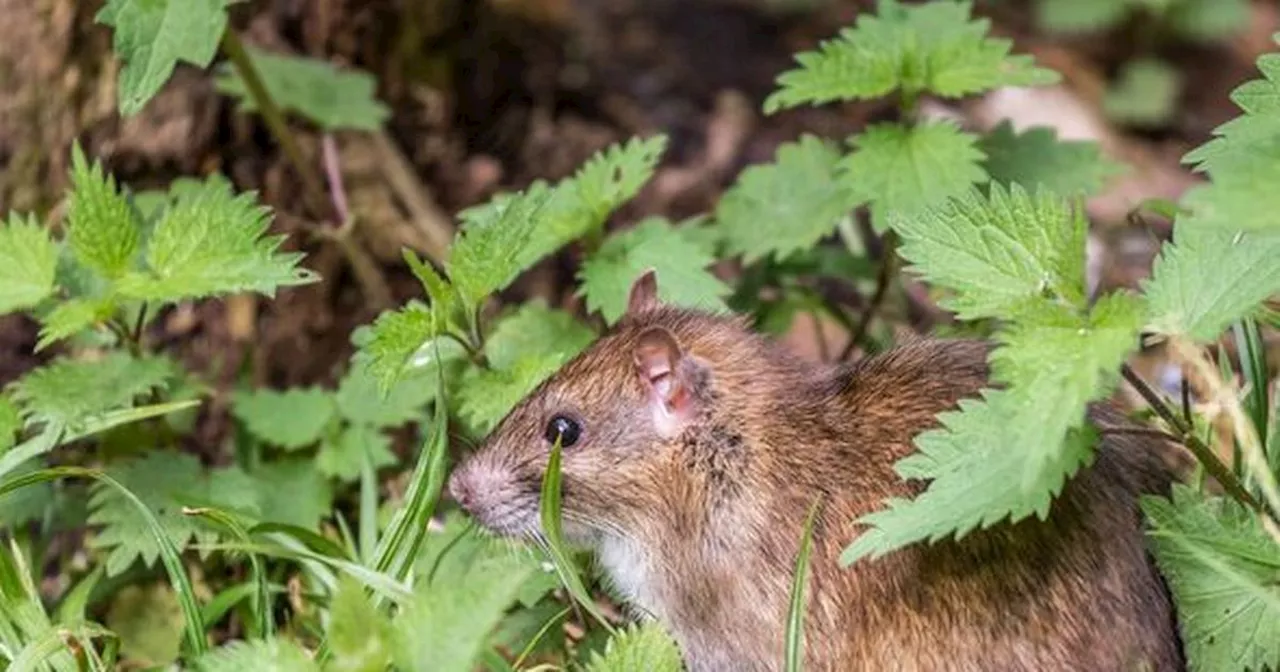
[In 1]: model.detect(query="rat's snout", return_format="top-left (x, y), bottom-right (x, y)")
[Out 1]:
top-left (447, 452), bottom-right (540, 536)
top-left (447, 466), bottom-right (477, 513)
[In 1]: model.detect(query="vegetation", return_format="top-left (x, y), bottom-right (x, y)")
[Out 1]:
top-left (1, 0), bottom-right (1277, 670)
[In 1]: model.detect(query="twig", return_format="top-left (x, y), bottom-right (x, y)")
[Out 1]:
top-left (220, 31), bottom-right (331, 221)
top-left (372, 131), bottom-right (453, 264)
top-left (840, 230), bottom-right (899, 360)
top-left (321, 134), bottom-right (350, 225)
top-left (1120, 363), bottom-right (1263, 513)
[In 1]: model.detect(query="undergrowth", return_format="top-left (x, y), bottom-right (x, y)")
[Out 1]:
top-left (1, 1), bottom-right (1277, 670)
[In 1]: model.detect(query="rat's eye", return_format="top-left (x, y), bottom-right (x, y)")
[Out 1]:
top-left (544, 415), bottom-right (582, 448)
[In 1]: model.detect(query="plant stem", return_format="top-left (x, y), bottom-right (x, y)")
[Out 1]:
top-left (321, 134), bottom-right (350, 225)
top-left (840, 230), bottom-right (899, 360)
top-left (131, 302), bottom-right (149, 346)
top-left (219, 30), bottom-right (331, 220)
top-left (1120, 364), bottom-right (1262, 512)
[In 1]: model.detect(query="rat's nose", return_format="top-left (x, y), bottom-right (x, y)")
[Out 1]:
top-left (448, 469), bottom-right (474, 512)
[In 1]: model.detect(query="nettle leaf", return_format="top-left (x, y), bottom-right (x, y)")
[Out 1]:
top-left (89, 451), bottom-right (209, 576)
top-left (8, 353), bottom-right (175, 429)
top-left (579, 217), bottom-right (730, 323)
top-left (450, 184), bottom-right (553, 311)
top-left (458, 303), bottom-right (594, 432)
top-left (359, 304), bottom-right (435, 396)
top-left (1103, 58), bottom-right (1180, 128)
top-left (391, 554), bottom-right (537, 672)
top-left (327, 577), bottom-right (393, 672)
top-left (1144, 226), bottom-right (1280, 342)
top-left (841, 121), bottom-right (988, 232)
top-left (1035, 0), bottom-right (1129, 34)
top-left (978, 121), bottom-right (1123, 198)
top-left (195, 639), bottom-right (319, 672)
top-left (0, 214), bottom-right (59, 315)
top-left (215, 47), bottom-right (390, 132)
top-left (715, 136), bottom-right (862, 263)
top-left (67, 145), bottom-right (141, 280)
top-left (584, 623), bottom-right (684, 672)
top-left (0, 397), bottom-right (19, 452)
top-left (765, 0), bottom-right (1057, 112)
top-left (106, 582), bottom-right (184, 667)
top-left (118, 175), bottom-right (315, 302)
top-left (317, 424), bottom-right (397, 482)
top-left (231, 387), bottom-right (336, 450)
top-left (843, 294), bottom-right (1143, 563)
top-left (36, 298), bottom-right (112, 351)
top-left (250, 459), bottom-right (333, 529)
top-left (1185, 53), bottom-right (1280, 172)
top-left (892, 184), bottom-right (1087, 320)
top-left (96, 0), bottom-right (232, 116)
top-left (0, 460), bottom-right (54, 528)
top-left (335, 358), bottom-right (435, 428)
top-left (1142, 485), bottom-right (1280, 672)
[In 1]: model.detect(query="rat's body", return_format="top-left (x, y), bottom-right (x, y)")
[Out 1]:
top-left (449, 274), bottom-right (1184, 671)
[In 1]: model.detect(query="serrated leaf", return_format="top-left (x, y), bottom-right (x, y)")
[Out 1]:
top-left (1143, 227), bottom-right (1280, 341)
top-left (841, 121), bottom-right (988, 231)
top-left (1177, 140), bottom-right (1280, 233)
top-left (231, 387), bottom-right (336, 450)
top-left (215, 47), bottom-right (390, 131)
top-left (0, 460), bottom-right (54, 529)
top-left (715, 136), bottom-right (862, 262)
top-left (0, 214), bottom-right (59, 315)
top-left (106, 582), bottom-right (184, 667)
top-left (36, 299), bottom-right (110, 351)
top-left (8, 353), bottom-right (175, 430)
top-left (1142, 485), bottom-right (1280, 672)
top-left (844, 294), bottom-right (1141, 564)
top-left (66, 145), bottom-right (141, 279)
top-left (194, 638), bottom-right (319, 672)
top-left (450, 184), bottom-right (553, 312)
top-left (1185, 54), bottom-right (1280, 172)
top-left (1103, 58), bottom-right (1180, 128)
top-left (978, 121), bottom-right (1123, 197)
top-left (335, 357), bottom-right (436, 428)
top-left (765, 0), bottom-right (1057, 112)
top-left (117, 175), bottom-right (315, 302)
top-left (359, 304), bottom-right (436, 395)
top-left (89, 451), bottom-right (209, 576)
top-left (579, 217), bottom-right (730, 323)
top-left (96, 0), bottom-right (232, 116)
top-left (458, 303), bottom-right (595, 432)
top-left (391, 553), bottom-right (537, 672)
top-left (250, 459), bottom-right (333, 529)
top-left (317, 424), bottom-right (397, 482)
top-left (891, 183), bottom-right (1087, 320)
top-left (327, 577), bottom-right (393, 672)
top-left (1035, 0), bottom-right (1129, 34)
top-left (584, 623), bottom-right (684, 672)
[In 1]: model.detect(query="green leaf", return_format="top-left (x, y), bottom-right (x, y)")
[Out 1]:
top-left (583, 623), bottom-right (684, 672)
top-left (450, 184), bottom-right (553, 312)
top-left (1142, 485), bottom-right (1280, 672)
top-left (391, 554), bottom-right (537, 672)
top-left (317, 424), bottom-right (397, 482)
top-left (8, 352), bottom-right (175, 430)
top-left (891, 183), bottom-right (1088, 320)
top-left (1184, 54), bottom-right (1280, 173)
top-left (105, 582), bottom-right (184, 667)
top-left (1143, 227), bottom-right (1280, 341)
top-left (66, 145), bottom-right (141, 279)
top-left (1103, 58), bottom-right (1180, 128)
top-left (250, 459), bottom-right (333, 530)
top-left (1177, 141), bottom-right (1280, 233)
top-left (96, 0), bottom-right (231, 116)
top-left (458, 303), bottom-right (595, 432)
top-left (1166, 0), bottom-right (1250, 42)
top-left (215, 47), bottom-right (390, 132)
top-left (327, 577), bottom-right (393, 672)
top-left (1035, 0), bottom-right (1130, 34)
top-left (359, 304), bottom-right (436, 396)
top-left (579, 217), bottom-right (730, 323)
top-left (117, 175), bottom-right (316, 302)
top-left (843, 294), bottom-right (1143, 564)
top-left (978, 121), bottom-right (1123, 197)
top-left (764, 0), bottom-right (1058, 112)
top-left (195, 639), bottom-right (319, 672)
top-left (0, 213), bottom-right (59, 315)
top-left (0, 460), bottom-right (54, 529)
top-left (0, 397), bottom-right (19, 453)
top-left (335, 356), bottom-right (436, 428)
top-left (841, 121), bottom-right (988, 231)
top-left (714, 136), bottom-right (862, 262)
top-left (231, 387), bottom-right (336, 450)
top-left (36, 298), bottom-right (111, 351)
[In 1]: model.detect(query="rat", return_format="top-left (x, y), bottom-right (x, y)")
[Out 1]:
top-left (448, 270), bottom-right (1185, 671)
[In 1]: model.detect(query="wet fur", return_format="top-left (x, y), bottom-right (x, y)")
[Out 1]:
top-left (450, 306), bottom-right (1185, 671)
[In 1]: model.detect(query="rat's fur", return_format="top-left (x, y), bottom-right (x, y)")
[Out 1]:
top-left (449, 293), bottom-right (1184, 671)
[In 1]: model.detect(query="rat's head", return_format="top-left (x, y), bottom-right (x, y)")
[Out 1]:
top-left (447, 271), bottom-right (765, 545)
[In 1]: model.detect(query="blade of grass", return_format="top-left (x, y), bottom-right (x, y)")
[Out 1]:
top-left (53, 566), bottom-right (104, 625)
top-left (785, 497), bottom-right (822, 672)
top-left (0, 424), bottom-right (62, 484)
top-left (1233, 317), bottom-right (1270, 460)
top-left (0, 467), bottom-right (207, 657)
top-left (539, 437), bottom-right (616, 634)
top-left (248, 522), bottom-right (353, 562)
top-left (8, 623), bottom-right (116, 672)
top-left (511, 605), bottom-right (572, 670)
top-left (185, 507), bottom-right (272, 639)
top-left (359, 454), bottom-right (378, 564)
top-left (196, 540), bottom-right (413, 604)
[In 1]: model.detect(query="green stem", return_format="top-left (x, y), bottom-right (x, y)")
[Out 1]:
top-left (1120, 364), bottom-right (1262, 512)
top-left (840, 230), bottom-right (898, 360)
top-left (219, 30), bottom-right (331, 220)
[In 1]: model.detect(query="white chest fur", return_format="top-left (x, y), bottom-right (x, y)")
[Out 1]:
top-left (596, 534), bottom-right (664, 621)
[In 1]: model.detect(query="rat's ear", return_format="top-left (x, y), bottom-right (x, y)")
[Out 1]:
top-left (625, 269), bottom-right (660, 316)
top-left (633, 326), bottom-right (695, 437)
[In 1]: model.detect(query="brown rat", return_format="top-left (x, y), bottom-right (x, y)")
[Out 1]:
top-left (448, 271), bottom-right (1184, 671)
